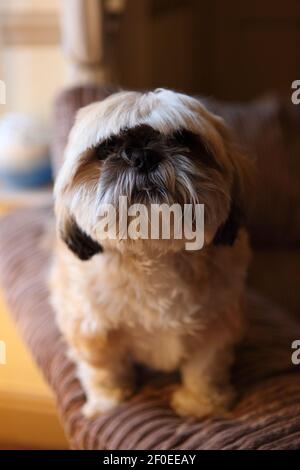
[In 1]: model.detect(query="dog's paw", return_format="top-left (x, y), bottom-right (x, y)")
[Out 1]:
top-left (81, 386), bottom-right (132, 418)
top-left (170, 385), bottom-right (235, 419)
top-left (82, 395), bottom-right (120, 418)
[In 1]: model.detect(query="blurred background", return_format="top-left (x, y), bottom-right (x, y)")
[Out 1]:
top-left (1, 0), bottom-right (299, 120)
top-left (0, 0), bottom-right (299, 450)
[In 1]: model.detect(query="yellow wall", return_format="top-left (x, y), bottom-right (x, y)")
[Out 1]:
top-left (0, 291), bottom-right (68, 449)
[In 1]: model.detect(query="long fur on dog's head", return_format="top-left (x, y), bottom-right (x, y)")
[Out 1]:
top-left (55, 89), bottom-right (252, 259)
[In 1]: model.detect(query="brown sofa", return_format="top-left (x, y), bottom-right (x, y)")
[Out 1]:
top-left (0, 85), bottom-right (299, 449)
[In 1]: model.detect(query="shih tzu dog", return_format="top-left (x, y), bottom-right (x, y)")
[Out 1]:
top-left (50, 89), bottom-right (252, 418)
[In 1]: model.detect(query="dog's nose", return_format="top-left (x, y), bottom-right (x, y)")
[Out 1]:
top-left (122, 148), bottom-right (161, 172)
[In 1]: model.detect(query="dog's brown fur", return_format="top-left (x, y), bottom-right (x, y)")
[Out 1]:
top-left (50, 89), bottom-right (252, 417)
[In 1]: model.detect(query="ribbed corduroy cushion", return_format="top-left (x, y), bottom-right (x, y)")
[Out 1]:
top-left (0, 208), bottom-right (299, 450)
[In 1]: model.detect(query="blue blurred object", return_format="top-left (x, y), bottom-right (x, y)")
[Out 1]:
top-left (0, 112), bottom-right (52, 190)
top-left (0, 158), bottom-right (52, 189)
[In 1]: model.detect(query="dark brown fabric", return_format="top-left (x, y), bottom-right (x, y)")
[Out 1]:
top-left (249, 250), bottom-right (300, 321)
top-left (207, 98), bottom-right (300, 248)
top-left (0, 208), bottom-right (299, 450)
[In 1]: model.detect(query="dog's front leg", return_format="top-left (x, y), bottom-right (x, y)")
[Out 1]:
top-left (70, 332), bottom-right (135, 418)
top-left (171, 344), bottom-right (235, 418)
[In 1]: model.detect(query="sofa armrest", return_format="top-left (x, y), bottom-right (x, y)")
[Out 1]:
top-left (0, 207), bottom-right (299, 449)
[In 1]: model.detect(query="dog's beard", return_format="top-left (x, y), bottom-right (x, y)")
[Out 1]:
top-left (88, 160), bottom-right (188, 251)
top-left (67, 159), bottom-right (229, 254)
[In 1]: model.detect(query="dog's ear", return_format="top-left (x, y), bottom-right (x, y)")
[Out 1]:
top-left (60, 216), bottom-right (103, 261)
top-left (211, 117), bottom-right (254, 246)
top-left (213, 181), bottom-right (242, 246)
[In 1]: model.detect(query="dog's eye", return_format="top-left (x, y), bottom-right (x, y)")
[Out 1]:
top-left (172, 129), bottom-right (199, 149)
top-left (95, 140), bottom-right (116, 160)
top-left (94, 135), bottom-right (123, 161)
top-left (172, 129), bottom-right (222, 171)
top-left (95, 147), bottom-right (110, 160)
top-left (120, 148), bottom-right (133, 162)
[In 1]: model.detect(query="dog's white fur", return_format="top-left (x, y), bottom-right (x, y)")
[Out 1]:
top-left (50, 89), bottom-right (252, 418)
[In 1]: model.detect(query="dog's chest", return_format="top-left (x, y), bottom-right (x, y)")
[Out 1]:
top-left (88, 252), bottom-right (207, 332)
top-left (126, 327), bottom-right (185, 371)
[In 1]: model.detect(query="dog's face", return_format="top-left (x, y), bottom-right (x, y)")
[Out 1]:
top-left (55, 89), bottom-right (251, 259)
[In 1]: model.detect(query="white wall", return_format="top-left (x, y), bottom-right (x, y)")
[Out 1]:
top-left (0, 0), bottom-right (66, 120)
top-left (0, 0), bottom-right (61, 14)
top-left (1, 46), bottom-right (66, 119)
